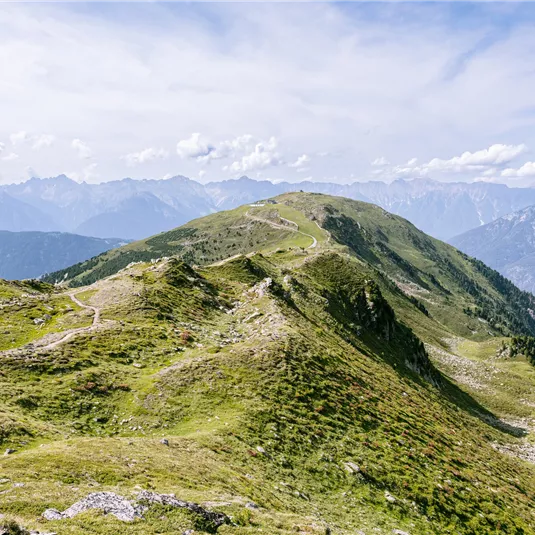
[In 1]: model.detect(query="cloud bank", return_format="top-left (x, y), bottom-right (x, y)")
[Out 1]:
top-left (1, 3), bottom-right (535, 184)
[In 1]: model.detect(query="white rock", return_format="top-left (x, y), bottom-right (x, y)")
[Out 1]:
top-left (343, 462), bottom-right (360, 474)
top-left (385, 491), bottom-right (397, 503)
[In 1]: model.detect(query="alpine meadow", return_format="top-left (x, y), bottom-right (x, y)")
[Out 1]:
top-left (0, 193), bottom-right (534, 534)
top-left (4, 2), bottom-right (535, 535)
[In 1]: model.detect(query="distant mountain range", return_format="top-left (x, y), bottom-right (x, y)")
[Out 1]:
top-left (0, 231), bottom-right (127, 280)
top-left (450, 206), bottom-right (535, 294)
top-left (3, 174), bottom-right (535, 240)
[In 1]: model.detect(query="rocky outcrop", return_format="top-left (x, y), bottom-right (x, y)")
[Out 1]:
top-left (43, 492), bottom-right (143, 522)
top-left (137, 491), bottom-right (230, 529)
top-left (42, 491), bottom-right (230, 530)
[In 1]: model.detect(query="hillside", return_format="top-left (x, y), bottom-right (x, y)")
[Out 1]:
top-left (3, 193), bottom-right (535, 534)
top-left (46, 192), bottom-right (535, 339)
top-left (451, 205), bottom-right (535, 294)
top-left (206, 177), bottom-right (535, 240)
top-left (0, 231), bottom-right (127, 280)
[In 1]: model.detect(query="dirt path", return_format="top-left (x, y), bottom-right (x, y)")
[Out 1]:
top-left (245, 211), bottom-right (317, 249)
top-left (36, 293), bottom-right (103, 351)
top-left (69, 293), bottom-right (100, 326)
top-left (1, 293), bottom-right (104, 354)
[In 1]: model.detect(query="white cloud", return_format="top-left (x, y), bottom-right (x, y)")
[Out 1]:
top-left (199, 134), bottom-right (256, 163)
top-left (2, 5), bottom-right (535, 184)
top-left (7, 132), bottom-right (55, 152)
top-left (424, 144), bottom-right (527, 172)
top-left (122, 147), bottom-right (168, 166)
top-left (289, 154), bottom-right (310, 169)
top-left (32, 134), bottom-right (55, 150)
top-left (71, 138), bottom-right (93, 159)
top-left (389, 144), bottom-right (528, 178)
top-left (0, 142), bottom-right (4, 154)
top-left (176, 133), bottom-right (214, 160)
top-left (228, 137), bottom-right (281, 174)
top-left (2, 152), bottom-right (19, 161)
top-left (371, 157), bottom-right (390, 167)
top-left (26, 167), bottom-right (39, 179)
top-left (10, 131), bottom-right (30, 145)
top-left (501, 161), bottom-right (535, 178)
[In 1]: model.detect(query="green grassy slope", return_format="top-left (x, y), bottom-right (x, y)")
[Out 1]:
top-left (2, 193), bottom-right (535, 534)
top-left (3, 256), bottom-right (535, 534)
top-left (45, 192), bottom-right (535, 340)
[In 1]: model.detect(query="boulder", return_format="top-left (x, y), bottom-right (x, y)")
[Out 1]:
top-left (43, 492), bottom-right (143, 522)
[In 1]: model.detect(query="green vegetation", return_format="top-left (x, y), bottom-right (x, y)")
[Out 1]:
top-left (3, 193), bottom-right (535, 534)
top-left (45, 193), bottom-right (535, 340)
top-left (509, 335), bottom-right (535, 363)
top-left (0, 279), bottom-right (90, 351)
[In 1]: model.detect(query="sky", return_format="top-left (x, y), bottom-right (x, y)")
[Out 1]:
top-left (2, 2), bottom-right (535, 186)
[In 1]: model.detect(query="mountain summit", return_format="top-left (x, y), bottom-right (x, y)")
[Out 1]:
top-left (2, 193), bottom-right (535, 534)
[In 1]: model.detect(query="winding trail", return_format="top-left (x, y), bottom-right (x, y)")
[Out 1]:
top-left (245, 210), bottom-right (317, 249)
top-left (70, 293), bottom-right (100, 326)
top-left (30, 293), bottom-right (103, 351)
top-left (2, 292), bottom-right (104, 354)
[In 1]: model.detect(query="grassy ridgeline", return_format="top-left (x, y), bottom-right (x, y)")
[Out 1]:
top-left (2, 194), bottom-right (535, 534)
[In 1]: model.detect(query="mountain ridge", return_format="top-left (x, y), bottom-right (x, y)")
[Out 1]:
top-left (45, 192), bottom-right (535, 339)
top-left (3, 192), bottom-right (535, 534)
top-left (450, 204), bottom-right (535, 293)
top-left (0, 230), bottom-right (128, 280)
top-left (4, 174), bottom-right (535, 240)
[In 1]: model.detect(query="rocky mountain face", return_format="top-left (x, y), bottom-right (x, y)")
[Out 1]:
top-left (0, 231), bottom-right (127, 280)
top-left (3, 193), bottom-right (535, 534)
top-left (0, 175), bottom-right (214, 239)
top-left (450, 205), bottom-right (535, 293)
top-left (0, 191), bottom-right (57, 232)
top-left (3, 175), bottom-right (535, 240)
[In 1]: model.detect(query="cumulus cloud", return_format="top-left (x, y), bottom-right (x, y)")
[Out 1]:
top-left (424, 144), bottom-right (527, 172)
top-left (371, 157), bottom-right (390, 167)
top-left (227, 137), bottom-right (281, 174)
top-left (26, 167), bottom-right (40, 179)
top-left (0, 142), bottom-right (4, 154)
top-left (501, 161), bottom-right (535, 178)
top-left (389, 144), bottom-right (528, 178)
top-left (122, 147), bottom-right (168, 166)
top-left (2, 152), bottom-right (19, 161)
top-left (32, 134), bottom-right (55, 150)
top-left (199, 134), bottom-right (256, 163)
top-left (7, 132), bottom-right (55, 151)
top-left (176, 133), bottom-right (214, 160)
top-left (289, 154), bottom-right (310, 169)
top-left (71, 138), bottom-right (93, 159)
top-left (68, 162), bottom-right (99, 183)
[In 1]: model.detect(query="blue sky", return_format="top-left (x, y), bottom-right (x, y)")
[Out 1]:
top-left (1, 2), bottom-right (535, 186)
